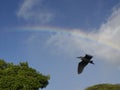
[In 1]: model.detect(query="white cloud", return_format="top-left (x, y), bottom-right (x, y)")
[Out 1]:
top-left (97, 6), bottom-right (120, 64)
top-left (46, 7), bottom-right (120, 67)
top-left (17, 0), bottom-right (55, 23)
top-left (98, 7), bottom-right (120, 49)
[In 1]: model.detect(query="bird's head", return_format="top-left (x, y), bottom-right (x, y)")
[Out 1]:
top-left (90, 60), bottom-right (94, 64)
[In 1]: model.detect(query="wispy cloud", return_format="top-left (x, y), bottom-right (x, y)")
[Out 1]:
top-left (17, 0), bottom-right (55, 23)
top-left (23, 4), bottom-right (120, 69)
top-left (46, 6), bottom-right (120, 67)
top-left (98, 7), bottom-right (120, 48)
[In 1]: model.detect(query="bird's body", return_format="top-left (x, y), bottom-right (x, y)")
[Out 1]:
top-left (77, 54), bottom-right (94, 74)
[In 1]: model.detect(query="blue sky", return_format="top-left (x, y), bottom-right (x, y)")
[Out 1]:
top-left (0, 0), bottom-right (120, 90)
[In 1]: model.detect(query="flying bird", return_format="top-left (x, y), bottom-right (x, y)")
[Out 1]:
top-left (77, 54), bottom-right (94, 74)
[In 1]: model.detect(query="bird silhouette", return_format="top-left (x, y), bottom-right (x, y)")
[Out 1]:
top-left (77, 54), bottom-right (94, 74)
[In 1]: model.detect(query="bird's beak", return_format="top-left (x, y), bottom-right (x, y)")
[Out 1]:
top-left (91, 62), bottom-right (95, 64)
top-left (90, 61), bottom-right (94, 64)
top-left (92, 62), bottom-right (95, 64)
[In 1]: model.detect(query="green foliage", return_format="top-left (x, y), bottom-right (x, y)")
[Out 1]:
top-left (0, 59), bottom-right (50, 90)
top-left (85, 83), bottom-right (120, 90)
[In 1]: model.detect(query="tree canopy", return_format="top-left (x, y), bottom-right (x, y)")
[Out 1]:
top-left (85, 83), bottom-right (120, 90)
top-left (0, 59), bottom-right (50, 90)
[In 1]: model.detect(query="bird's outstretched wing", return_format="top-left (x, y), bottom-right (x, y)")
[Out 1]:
top-left (78, 61), bottom-right (88, 74)
top-left (84, 54), bottom-right (93, 60)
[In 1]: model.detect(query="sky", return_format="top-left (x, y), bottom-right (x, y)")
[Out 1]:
top-left (0, 0), bottom-right (120, 90)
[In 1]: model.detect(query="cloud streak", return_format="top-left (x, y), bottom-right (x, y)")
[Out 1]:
top-left (17, 0), bottom-right (55, 23)
top-left (21, 4), bottom-right (120, 69)
top-left (46, 6), bottom-right (120, 67)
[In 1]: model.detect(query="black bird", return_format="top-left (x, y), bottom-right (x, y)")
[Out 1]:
top-left (77, 54), bottom-right (94, 74)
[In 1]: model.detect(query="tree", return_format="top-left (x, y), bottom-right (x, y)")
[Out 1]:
top-left (0, 59), bottom-right (50, 90)
top-left (85, 83), bottom-right (120, 90)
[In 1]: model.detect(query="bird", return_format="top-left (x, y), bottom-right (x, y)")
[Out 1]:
top-left (77, 54), bottom-right (94, 74)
